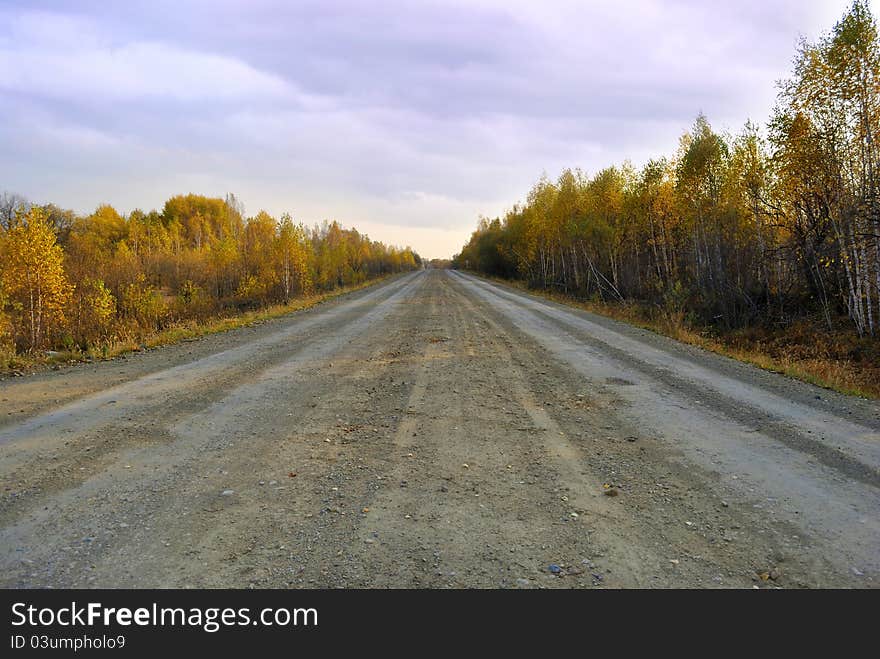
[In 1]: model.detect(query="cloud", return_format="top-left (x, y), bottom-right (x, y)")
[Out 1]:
top-left (0, 12), bottom-right (302, 104)
top-left (0, 0), bottom-right (866, 258)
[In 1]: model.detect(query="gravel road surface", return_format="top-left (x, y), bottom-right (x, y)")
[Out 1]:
top-left (1, 269), bottom-right (878, 587)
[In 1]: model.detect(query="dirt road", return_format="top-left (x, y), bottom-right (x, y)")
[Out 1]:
top-left (1, 269), bottom-right (878, 588)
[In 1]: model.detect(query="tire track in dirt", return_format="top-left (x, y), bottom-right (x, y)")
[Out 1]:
top-left (445, 276), bottom-right (655, 586)
top-left (0, 274), bottom-right (425, 587)
top-left (451, 271), bottom-right (880, 587)
top-left (0, 274), bottom-right (421, 519)
top-left (347, 273), bottom-right (625, 586)
top-left (458, 272), bottom-right (880, 481)
top-left (449, 274), bottom-right (820, 586)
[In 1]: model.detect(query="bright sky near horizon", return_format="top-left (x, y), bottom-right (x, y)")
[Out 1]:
top-left (0, 1), bottom-right (869, 259)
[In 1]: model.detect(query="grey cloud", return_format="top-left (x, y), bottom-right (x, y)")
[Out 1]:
top-left (0, 0), bottom-right (861, 258)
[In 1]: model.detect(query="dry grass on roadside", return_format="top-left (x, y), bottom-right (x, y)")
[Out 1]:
top-left (491, 277), bottom-right (880, 400)
top-left (1, 276), bottom-right (390, 375)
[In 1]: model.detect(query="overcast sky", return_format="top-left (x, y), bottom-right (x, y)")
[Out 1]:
top-left (0, 1), bottom-right (866, 258)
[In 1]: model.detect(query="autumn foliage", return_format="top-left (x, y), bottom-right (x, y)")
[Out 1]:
top-left (0, 194), bottom-right (419, 360)
top-left (455, 2), bottom-right (880, 344)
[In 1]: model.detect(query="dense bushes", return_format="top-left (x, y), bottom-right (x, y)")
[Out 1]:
top-left (0, 194), bottom-right (419, 359)
top-left (455, 2), bottom-right (880, 340)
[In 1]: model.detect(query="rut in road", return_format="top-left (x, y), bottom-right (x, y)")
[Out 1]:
top-left (451, 271), bottom-right (880, 583)
top-left (0, 270), bottom-right (878, 588)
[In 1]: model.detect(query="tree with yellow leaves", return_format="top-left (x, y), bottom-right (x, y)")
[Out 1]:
top-left (0, 207), bottom-right (73, 351)
top-left (277, 214), bottom-right (312, 301)
top-left (0, 191), bottom-right (420, 360)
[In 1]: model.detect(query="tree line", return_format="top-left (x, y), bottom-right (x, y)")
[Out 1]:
top-left (454, 1), bottom-right (880, 340)
top-left (0, 192), bottom-right (420, 356)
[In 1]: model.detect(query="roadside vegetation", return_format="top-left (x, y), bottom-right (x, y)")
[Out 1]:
top-left (482, 276), bottom-right (880, 399)
top-left (454, 2), bottom-right (880, 398)
top-left (0, 193), bottom-right (420, 372)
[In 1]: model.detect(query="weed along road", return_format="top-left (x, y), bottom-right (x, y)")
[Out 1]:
top-left (1, 269), bottom-right (878, 588)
